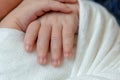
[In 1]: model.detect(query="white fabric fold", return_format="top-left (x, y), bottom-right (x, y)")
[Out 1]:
top-left (0, 0), bottom-right (120, 80)
top-left (69, 1), bottom-right (120, 80)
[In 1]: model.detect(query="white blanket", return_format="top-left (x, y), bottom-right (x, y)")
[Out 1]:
top-left (0, 1), bottom-right (120, 80)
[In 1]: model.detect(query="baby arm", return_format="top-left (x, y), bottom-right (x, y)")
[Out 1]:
top-left (24, 3), bottom-right (79, 67)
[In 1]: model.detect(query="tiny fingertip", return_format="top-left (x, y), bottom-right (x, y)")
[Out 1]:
top-left (51, 59), bottom-right (61, 67)
top-left (25, 45), bottom-right (30, 51)
top-left (37, 56), bottom-right (47, 65)
top-left (64, 53), bottom-right (72, 58)
top-left (25, 44), bottom-right (33, 52)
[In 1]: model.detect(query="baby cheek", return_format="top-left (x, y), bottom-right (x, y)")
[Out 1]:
top-left (0, 0), bottom-right (22, 20)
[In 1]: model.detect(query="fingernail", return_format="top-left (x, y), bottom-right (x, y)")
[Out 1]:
top-left (64, 53), bottom-right (72, 58)
top-left (52, 59), bottom-right (61, 67)
top-left (57, 60), bottom-right (61, 66)
top-left (38, 57), bottom-right (46, 65)
top-left (43, 58), bottom-right (47, 64)
top-left (25, 45), bottom-right (30, 51)
top-left (25, 44), bottom-right (33, 52)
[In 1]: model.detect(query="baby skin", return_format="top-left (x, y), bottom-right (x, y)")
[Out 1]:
top-left (25, 4), bottom-right (79, 67)
top-left (0, 0), bottom-right (79, 67)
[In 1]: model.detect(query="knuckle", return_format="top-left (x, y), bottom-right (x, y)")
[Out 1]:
top-left (64, 32), bottom-right (74, 39)
top-left (51, 38), bottom-right (58, 46)
top-left (37, 40), bottom-right (42, 47)
top-left (51, 47), bottom-right (58, 53)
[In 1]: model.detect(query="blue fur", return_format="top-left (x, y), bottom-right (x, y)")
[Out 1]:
top-left (93, 0), bottom-right (120, 25)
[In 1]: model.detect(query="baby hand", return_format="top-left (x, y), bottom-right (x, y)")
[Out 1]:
top-left (24, 3), bottom-right (79, 67)
top-left (0, 0), bottom-right (72, 30)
